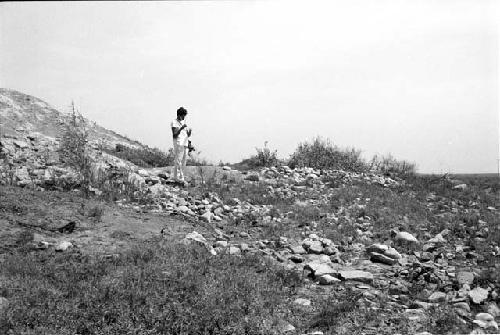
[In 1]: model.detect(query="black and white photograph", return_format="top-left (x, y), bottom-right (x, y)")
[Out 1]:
top-left (0, 1), bottom-right (499, 334)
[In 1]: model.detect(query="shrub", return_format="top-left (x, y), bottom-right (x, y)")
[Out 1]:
top-left (106, 144), bottom-right (174, 167)
top-left (369, 154), bottom-right (416, 178)
top-left (288, 137), bottom-right (367, 172)
top-left (238, 142), bottom-right (280, 169)
top-left (58, 102), bottom-right (93, 193)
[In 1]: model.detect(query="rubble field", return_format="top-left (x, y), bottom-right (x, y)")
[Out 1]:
top-left (1, 163), bottom-right (499, 335)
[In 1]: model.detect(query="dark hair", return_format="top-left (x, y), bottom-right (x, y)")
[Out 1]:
top-left (177, 107), bottom-right (188, 117)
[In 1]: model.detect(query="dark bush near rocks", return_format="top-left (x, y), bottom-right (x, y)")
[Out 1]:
top-left (107, 144), bottom-right (174, 168)
top-left (236, 142), bottom-right (280, 169)
top-left (288, 137), bottom-right (367, 172)
top-left (369, 154), bottom-right (417, 178)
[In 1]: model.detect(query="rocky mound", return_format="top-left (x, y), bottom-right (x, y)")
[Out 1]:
top-left (0, 88), bottom-right (145, 149)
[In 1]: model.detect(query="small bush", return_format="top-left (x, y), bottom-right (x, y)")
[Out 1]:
top-left (106, 144), bottom-right (174, 168)
top-left (369, 154), bottom-right (416, 178)
top-left (58, 102), bottom-right (93, 193)
top-left (288, 137), bottom-right (367, 172)
top-left (238, 142), bottom-right (280, 168)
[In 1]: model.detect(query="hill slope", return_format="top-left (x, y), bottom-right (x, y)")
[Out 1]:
top-left (0, 88), bottom-right (144, 150)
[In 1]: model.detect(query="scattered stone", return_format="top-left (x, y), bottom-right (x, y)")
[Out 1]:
top-left (244, 174), bottom-right (259, 182)
top-left (427, 291), bottom-right (447, 303)
top-left (453, 184), bottom-right (467, 190)
top-left (289, 245), bottom-right (307, 255)
top-left (394, 231), bottom-right (418, 244)
top-left (428, 233), bottom-right (446, 244)
top-left (338, 270), bottom-right (373, 283)
top-left (281, 323), bottom-right (296, 333)
top-left (384, 247), bottom-right (402, 260)
top-left (456, 271), bottom-right (474, 286)
top-left (55, 241), bottom-right (73, 251)
top-left (290, 255), bottom-right (304, 263)
top-left (308, 241), bottom-right (324, 254)
top-left (304, 262), bottom-right (339, 278)
top-left (317, 274), bottom-right (341, 285)
top-left (487, 303), bottom-right (500, 318)
top-left (214, 240), bottom-right (228, 248)
top-left (469, 287), bottom-right (489, 304)
top-left (473, 313), bottom-right (498, 330)
top-left (228, 246), bottom-right (241, 255)
top-left (366, 243), bottom-right (389, 254)
top-left (182, 231), bottom-right (217, 256)
top-left (13, 140), bottom-right (28, 148)
top-left (370, 252), bottom-right (398, 265)
top-left (294, 298), bottom-right (311, 307)
top-left (178, 205), bottom-right (189, 213)
top-left (200, 211), bottom-right (213, 223)
top-left (405, 308), bottom-right (426, 322)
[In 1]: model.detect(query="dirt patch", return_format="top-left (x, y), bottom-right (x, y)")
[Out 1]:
top-left (0, 185), bottom-right (208, 255)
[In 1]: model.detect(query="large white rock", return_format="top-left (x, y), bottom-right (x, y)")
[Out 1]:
top-left (304, 262), bottom-right (339, 278)
top-left (469, 287), bottom-right (489, 304)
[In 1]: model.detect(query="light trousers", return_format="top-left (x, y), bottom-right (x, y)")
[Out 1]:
top-left (173, 142), bottom-right (188, 181)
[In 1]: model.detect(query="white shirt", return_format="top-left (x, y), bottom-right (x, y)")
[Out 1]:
top-left (171, 118), bottom-right (189, 147)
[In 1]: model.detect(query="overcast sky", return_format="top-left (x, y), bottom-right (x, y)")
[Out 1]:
top-left (1, 0), bottom-right (498, 173)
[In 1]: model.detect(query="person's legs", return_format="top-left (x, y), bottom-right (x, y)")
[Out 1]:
top-left (173, 142), bottom-right (182, 181)
top-left (178, 146), bottom-right (188, 182)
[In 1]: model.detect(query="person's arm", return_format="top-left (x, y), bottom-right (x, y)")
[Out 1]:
top-left (171, 124), bottom-right (187, 138)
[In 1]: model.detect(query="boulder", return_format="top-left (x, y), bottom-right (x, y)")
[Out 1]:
top-left (370, 252), bottom-right (398, 265)
top-left (289, 245), bottom-right (307, 255)
top-left (469, 287), bottom-right (489, 304)
top-left (304, 262), bottom-right (339, 278)
top-left (366, 243), bottom-right (389, 254)
top-left (308, 241), bottom-right (324, 254)
top-left (384, 247), bottom-right (402, 260)
top-left (394, 231), bottom-right (419, 244)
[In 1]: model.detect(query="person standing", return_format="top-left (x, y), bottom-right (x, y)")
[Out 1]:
top-left (171, 107), bottom-right (191, 184)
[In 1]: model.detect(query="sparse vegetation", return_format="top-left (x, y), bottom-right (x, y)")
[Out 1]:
top-left (105, 144), bottom-right (174, 168)
top-left (288, 137), bottom-right (367, 172)
top-left (58, 102), bottom-right (94, 193)
top-left (0, 242), bottom-right (301, 335)
top-left (236, 141), bottom-right (280, 169)
top-left (369, 153), bottom-right (417, 178)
